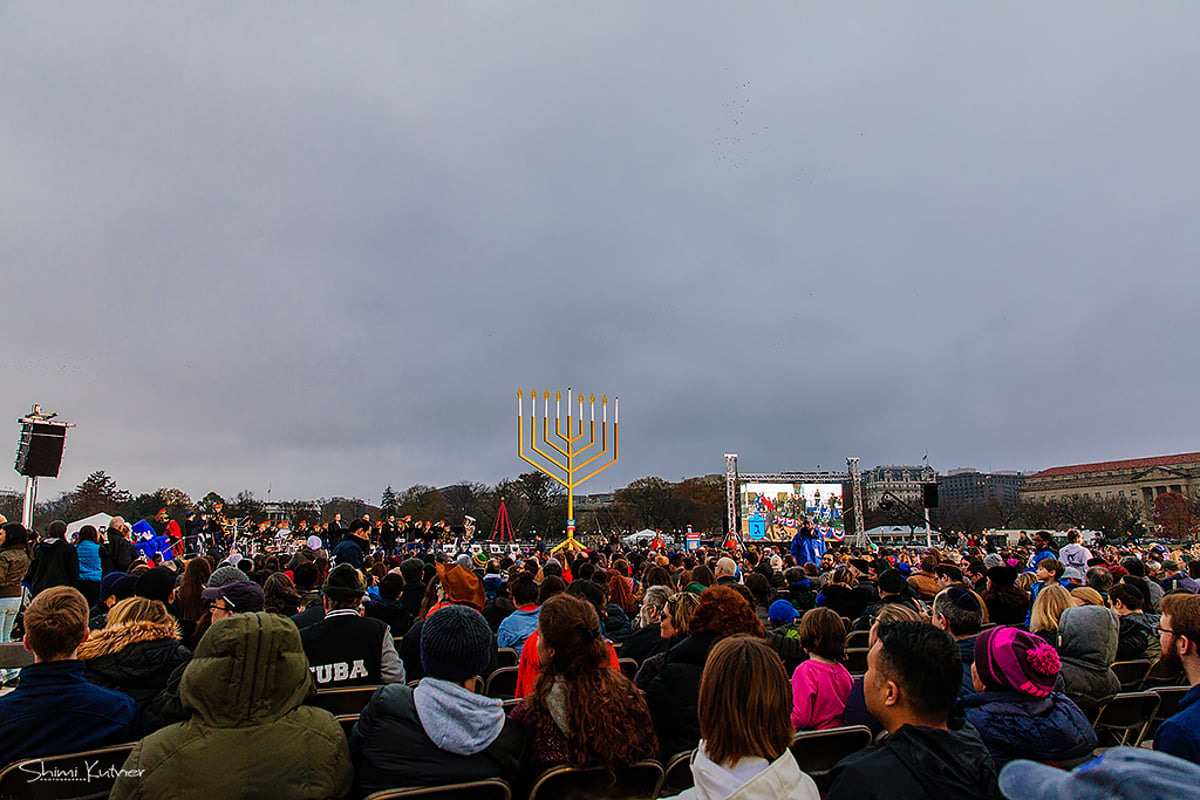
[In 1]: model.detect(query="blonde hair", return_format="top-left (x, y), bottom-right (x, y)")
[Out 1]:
top-left (1031, 584), bottom-right (1073, 633)
top-left (1016, 572), bottom-right (1038, 592)
top-left (1070, 586), bottom-right (1105, 608)
top-left (107, 596), bottom-right (178, 632)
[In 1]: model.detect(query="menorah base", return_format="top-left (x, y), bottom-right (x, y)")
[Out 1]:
top-left (551, 533), bottom-right (589, 555)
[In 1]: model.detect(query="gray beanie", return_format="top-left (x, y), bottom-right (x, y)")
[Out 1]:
top-left (983, 553), bottom-right (1005, 569)
top-left (420, 605), bottom-right (493, 682)
top-left (208, 565), bottom-right (250, 588)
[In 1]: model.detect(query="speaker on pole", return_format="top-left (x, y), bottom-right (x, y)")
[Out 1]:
top-left (14, 422), bottom-right (68, 478)
top-left (922, 482), bottom-right (939, 510)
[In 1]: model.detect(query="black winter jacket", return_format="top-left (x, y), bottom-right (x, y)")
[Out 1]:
top-left (349, 683), bottom-right (523, 799)
top-left (620, 622), bottom-right (668, 666)
top-left (25, 538), bottom-right (78, 596)
top-left (644, 631), bottom-right (720, 759)
top-left (77, 619), bottom-right (192, 733)
top-left (826, 722), bottom-right (1001, 800)
top-left (958, 690), bottom-right (1097, 769)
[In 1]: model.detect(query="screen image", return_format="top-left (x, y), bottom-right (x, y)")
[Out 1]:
top-left (740, 482), bottom-right (844, 540)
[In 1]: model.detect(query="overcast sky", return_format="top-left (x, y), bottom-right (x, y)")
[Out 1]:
top-left (3, 3), bottom-right (1198, 503)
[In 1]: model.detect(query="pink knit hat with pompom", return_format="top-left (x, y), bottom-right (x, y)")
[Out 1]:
top-left (974, 626), bottom-right (1060, 697)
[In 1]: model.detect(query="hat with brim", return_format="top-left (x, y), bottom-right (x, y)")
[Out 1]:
top-left (201, 579), bottom-right (265, 612)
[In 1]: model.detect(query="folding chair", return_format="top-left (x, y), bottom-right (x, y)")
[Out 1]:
top-left (1146, 685), bottom-right (1192, 741)
top-left (662, 749), bottom-right (696, 795)
top-left (363, 777), bottom-right (513, 800)
top-left (845, 630), bottom-right (870, 650)
top-left (618, 658), bottom-right (639, 681)
top-left (336, 714), bottom-right (359, 739)
top-left (790, 725), bottom-right (874, 780)
top-left (307, 686), bottom-right (380, 716)
top-left (0, 743), bottom-right (135, 800)
top-left (1142, 657), bottom-right (1188, 689)
top-left (1093, 691), bottom-right (1161, 747)
top-left (843, 648), bottom-right (870, 676)
top-left (1110, 660), bottom-right (1153, 691)
top-left (484, 666), bottom-right (520, 699)
top-left (528, 760), bottom-right (664, 800)
top-left (497, 648), bottom-right (519, 668)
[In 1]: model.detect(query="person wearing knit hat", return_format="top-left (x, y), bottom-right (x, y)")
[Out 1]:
top-left (983, 553), bottom-right (1005, 569)
top-left (299, 564), bottom-right (405, 689)
top-left (768, 598), bottom-right (799, 627)
top-left (471, 551), bottom-right (488, 571)
top-left (348, 605), bottom-right (523, 796)
top-left (88, 572), bottom-right (138, 630)
top-left (135, 566), bottom-right (177, 605)
top-left (959, 626), bottom-right (1097, 769)
top-left (207, 565), bottom-right (249, 589)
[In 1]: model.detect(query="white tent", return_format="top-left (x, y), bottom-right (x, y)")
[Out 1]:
top-left (67, 512), bottom-right (114, 537)
top-left (622, 529), bottom-right (658, 546)
top-left (861, 525), bottom-right (939, 540)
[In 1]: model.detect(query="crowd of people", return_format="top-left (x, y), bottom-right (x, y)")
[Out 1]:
top-left (0, 513), bottom-right (1198, 799)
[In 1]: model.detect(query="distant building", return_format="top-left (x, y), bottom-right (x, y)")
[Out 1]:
top-left (937, 469), bottom-right (1025, 505)
top-left (861, 465), bottom-right (936, 511)
top-left (262, 500), bottom-right (322, 524)
top-left (575, 492), bottom-right (614, 512)
top-left (1021, 451), bottom-right (1200, 521)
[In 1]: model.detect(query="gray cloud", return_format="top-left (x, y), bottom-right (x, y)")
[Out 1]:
top-left (3, 3), bottom-right (1198, 503)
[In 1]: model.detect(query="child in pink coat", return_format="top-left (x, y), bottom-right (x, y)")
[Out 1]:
top-left (790, 607), bottom-right (853, 730)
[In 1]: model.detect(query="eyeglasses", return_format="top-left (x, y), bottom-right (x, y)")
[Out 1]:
top-left (1154, 624), bottom-right (1174, 636)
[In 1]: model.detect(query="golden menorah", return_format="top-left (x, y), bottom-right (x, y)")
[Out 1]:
top-left (517, 388), bottom-right (619, 553)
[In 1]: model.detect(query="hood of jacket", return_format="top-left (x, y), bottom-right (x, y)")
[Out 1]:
top-left (412, 677), bottom-right (505, 756)
top-left (687, 744), bottom-right (815, 800)
top-left (880, 723), bottom-right (999, 798)
top-left (1058, 605), bottom-right (1118, 669)
top-left (180, 611), bottom-right (312, 727)
top-left (78, 618), bottom-right (180, 659)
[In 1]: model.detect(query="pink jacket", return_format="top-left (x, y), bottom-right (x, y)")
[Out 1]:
top-left (790, 659), bottom-right (853, 730)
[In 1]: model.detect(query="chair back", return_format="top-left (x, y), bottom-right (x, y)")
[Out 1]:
top-left (845, 630), bottom-right (870, 650)
top-left (1143, 657), bottom-right (1188, 689)
top-left (1151, 685), bottom-right (1190, 724)
top-left (0, 642), bottom-right (33, 669)
top-left (497, 648), bottom-right (519, 668)
top-left (307, 686), bottom-right (380, 716)
top-left (617, 658), bottom-right (639, 681)
top-left (1093, 691), bottom-right (1161, 747)
top-left (662, 749), bottom-right (695, 795)
top-left (363, 777), bottom-right (512, 800)
top-left (1110, 660), bottom-right (1153, 691)
top-left (0, 743), bottom-right (135, 800)
top-left (843, 648), bottom-right (870, 676)
top-left (790, 725), bottom-right (874, 777)
top-left (484, 666), bottom-right (520, 699)
top-left (528, 760), bottom-right (664, 800)
top-left (336, 714), bottom-right (359, 739)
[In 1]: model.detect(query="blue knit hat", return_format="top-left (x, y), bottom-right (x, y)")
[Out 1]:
top-left (421, 605), bottom-right (493, 682)
top-left (769, 599), bottom-right (799, 625)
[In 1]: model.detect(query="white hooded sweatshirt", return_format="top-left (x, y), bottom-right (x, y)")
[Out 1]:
top-left (665, 742), bottom-right (820, 800)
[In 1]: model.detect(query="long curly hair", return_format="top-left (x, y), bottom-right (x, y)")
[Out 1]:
top-left (526, 594), bottom-right (658, 769)
top-left (689, 585), bottom-right (764, 637)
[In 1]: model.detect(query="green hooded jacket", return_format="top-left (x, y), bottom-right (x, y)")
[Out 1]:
top-left (112, 612), bottom-right (352, 800)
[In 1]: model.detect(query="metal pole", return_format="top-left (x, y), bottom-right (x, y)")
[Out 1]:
top-left (22, 476), bottom-right (36, 529)
top-left (925, 506), bottom-right (932, 548)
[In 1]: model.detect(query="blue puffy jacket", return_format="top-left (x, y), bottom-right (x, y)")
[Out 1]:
top-left (958, 689), bottom-right (1097, 769)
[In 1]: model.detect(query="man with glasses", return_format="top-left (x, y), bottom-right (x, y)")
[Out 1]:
top-left (1154, 593), bottom-right (1200, 764)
